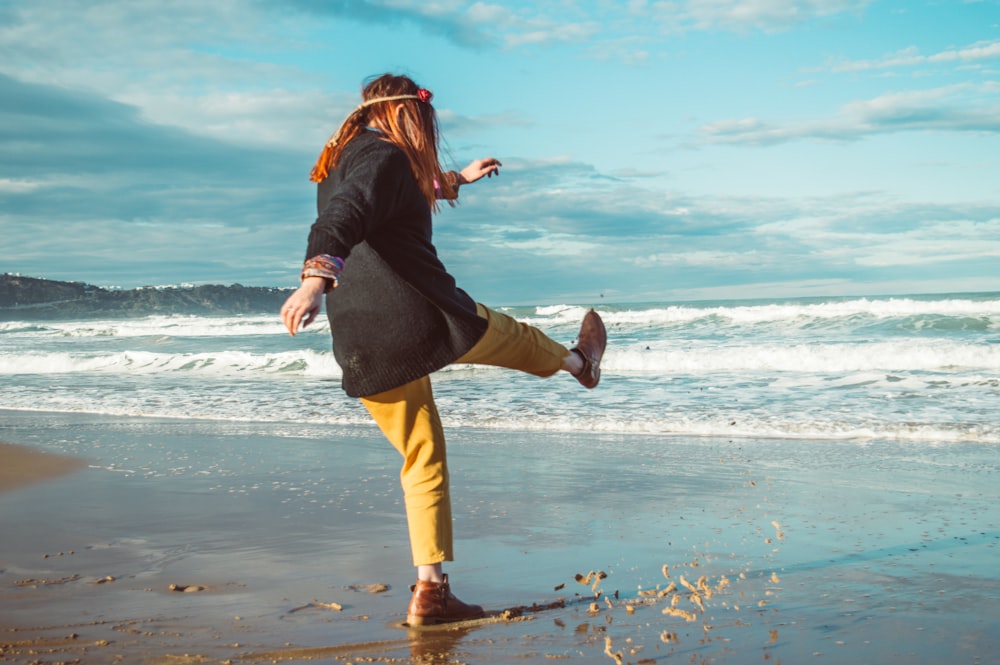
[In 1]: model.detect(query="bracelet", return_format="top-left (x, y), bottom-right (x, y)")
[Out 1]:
top-left (301, 254), bottom-right (345, 292)
top-left (434, 171), bottom-right (461, 200)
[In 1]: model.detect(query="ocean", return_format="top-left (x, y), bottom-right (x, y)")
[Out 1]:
top-left (2, 292), bottom-right (998, 445)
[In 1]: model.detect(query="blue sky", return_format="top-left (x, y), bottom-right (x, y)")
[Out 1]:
top-left (1, 0), bottom-right (998, 305)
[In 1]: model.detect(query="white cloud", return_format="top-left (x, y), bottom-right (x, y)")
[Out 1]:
top-left (829, 219), bottom-right (1000, 268)
top-left (632, 249), bottom-right (768, 268)
top-left (497, 233), bottom-right (603, 256)
top-left (750, 197), bottom-right (1000, 272)
top-left (122, 89), bottom-right (350, 149)
top-left (0, 1), bottom-right (324, 148)
top-left (699, 83), bottom-right (1000, 145)
top-left (504, 20), bottom-right (601, 48)
top-left (649, 0), bottom-right (873, 32)
top-left (0, 178), bottom-right (42, 194)
top-left (828, 39), bottom-right (1000, 73)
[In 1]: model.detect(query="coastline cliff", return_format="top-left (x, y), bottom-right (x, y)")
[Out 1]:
top-left (0, 274), bottom-right (291, 320)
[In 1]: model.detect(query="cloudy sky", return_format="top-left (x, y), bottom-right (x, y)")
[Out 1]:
top-left (2, 0), bottom-right (998, 305)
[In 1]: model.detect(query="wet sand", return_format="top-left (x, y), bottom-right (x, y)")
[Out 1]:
top-left (1, 409), bottom-right (998, 664)
top-left (0, 442), bottom-right (87, 496)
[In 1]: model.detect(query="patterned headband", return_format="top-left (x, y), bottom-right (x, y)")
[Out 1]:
top-left (357, 88), bottom-right (433, 109)
top-left (321, 89), bottom-right (434, 148)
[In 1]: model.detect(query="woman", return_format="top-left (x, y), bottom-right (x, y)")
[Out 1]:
top-left (281, 74), bottom-right (606, 626)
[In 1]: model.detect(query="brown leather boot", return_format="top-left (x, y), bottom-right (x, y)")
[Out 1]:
top-left (572, 309), bottom-right (606, 389)
top-left (406, 574), bottom-right (484, 626)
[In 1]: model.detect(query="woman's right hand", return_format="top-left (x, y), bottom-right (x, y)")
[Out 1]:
top-left (281, 277), bottom-right (327, 336)
top-left (459, 157), bottom-right (502, 185)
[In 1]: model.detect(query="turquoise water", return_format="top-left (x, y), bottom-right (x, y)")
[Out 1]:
top-left (1, 292), bottom-right (998, 444)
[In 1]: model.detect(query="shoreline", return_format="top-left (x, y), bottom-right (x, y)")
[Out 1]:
top-left (1, 408), bottom-right (998, 664)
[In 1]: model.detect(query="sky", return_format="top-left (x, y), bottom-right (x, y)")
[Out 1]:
top-left (1, 0), bottom-right (998, 305)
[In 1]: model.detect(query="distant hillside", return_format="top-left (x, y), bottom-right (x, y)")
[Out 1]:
top-left (0, 274), bottom-right (292, 320)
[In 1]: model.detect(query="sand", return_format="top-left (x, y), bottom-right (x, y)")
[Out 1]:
top-left (1, 408), bottom-right (998, 664)
top-left (0, 442), bottom-right (88, 496)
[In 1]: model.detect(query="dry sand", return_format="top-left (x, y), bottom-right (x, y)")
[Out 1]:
top-left (1, 409), bottom-right (998, 664)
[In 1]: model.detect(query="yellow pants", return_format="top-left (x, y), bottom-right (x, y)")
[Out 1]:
top-left (359, 304), bottom-right (569, 565)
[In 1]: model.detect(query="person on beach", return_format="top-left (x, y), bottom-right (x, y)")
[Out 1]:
top-left (280, 73), bottom-right (606, 626)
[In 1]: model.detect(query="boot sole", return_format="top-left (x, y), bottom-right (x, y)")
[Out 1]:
top-left (575, 309), bottom-right (606, 389)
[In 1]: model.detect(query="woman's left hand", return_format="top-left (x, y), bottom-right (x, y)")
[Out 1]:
top-left (459, 158), bottom-right (502, 185)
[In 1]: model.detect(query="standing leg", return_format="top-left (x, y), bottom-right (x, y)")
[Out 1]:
top-left (359, 376), bottom-right (483, 625)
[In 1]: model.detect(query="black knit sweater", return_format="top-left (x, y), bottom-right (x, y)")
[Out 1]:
top-left (306, 131), bottom-right (488, 397)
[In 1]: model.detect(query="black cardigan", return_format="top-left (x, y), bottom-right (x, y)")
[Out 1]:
top-left (306, 131), bottom-right (487, 397)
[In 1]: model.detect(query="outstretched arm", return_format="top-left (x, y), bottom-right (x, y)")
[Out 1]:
top-left (457, 158), bottom-right (502, 186)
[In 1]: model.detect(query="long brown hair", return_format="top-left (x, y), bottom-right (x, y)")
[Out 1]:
top-left (309, 74), bottom-right (456, 208)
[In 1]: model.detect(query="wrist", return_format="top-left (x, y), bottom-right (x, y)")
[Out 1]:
top-left (301, 254), bottom-right (344, 292)
top-left (300, 276), bottom-right (328, 291)
top-left (436, 171), bottom-right (461, 201)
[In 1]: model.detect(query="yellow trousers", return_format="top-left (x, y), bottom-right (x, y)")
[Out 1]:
top-left (359, 304), bottom-right (568, 565)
